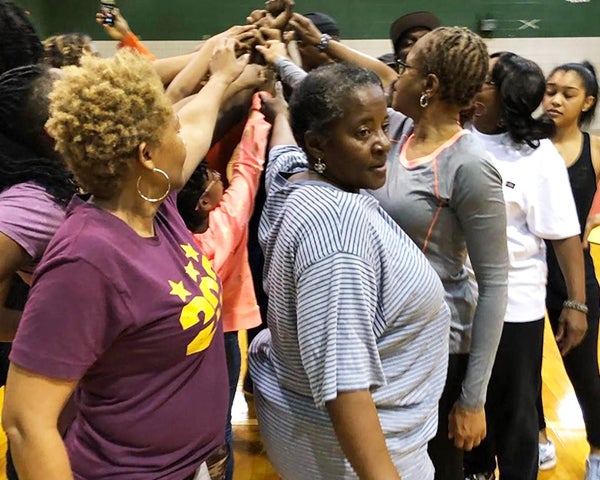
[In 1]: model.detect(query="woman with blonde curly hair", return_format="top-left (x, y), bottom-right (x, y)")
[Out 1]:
top-left (2, 43), bottom-right (247, 480)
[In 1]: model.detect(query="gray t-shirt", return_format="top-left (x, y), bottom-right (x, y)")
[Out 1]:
top-left (371, 110), bottom-right (509, 408)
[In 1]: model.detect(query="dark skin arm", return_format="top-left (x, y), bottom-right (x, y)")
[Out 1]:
top-left (288, 13), bottom-right (398, 89)
top-left (0, 233), bottom-right (31, 341)
top-left (326, 391), bottom-right (401, 480)
top-left (551, 235), bottom-right (587, 355)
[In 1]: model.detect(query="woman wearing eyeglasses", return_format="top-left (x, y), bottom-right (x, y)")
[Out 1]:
top-left (288, 18), bottom-right (509, 480)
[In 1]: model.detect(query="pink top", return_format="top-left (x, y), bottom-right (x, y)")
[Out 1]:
top-left (193, 93), bottom-right (271, 332)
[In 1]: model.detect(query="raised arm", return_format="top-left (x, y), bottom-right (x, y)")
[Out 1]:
top-left (260, 82), bottom-right (295, 149)
top-left (166, 25), bottom-right (258, 104)
top-left (178, 39), bottom-right (248, 184)
top-left (289, 13), bottom-right (398, 89)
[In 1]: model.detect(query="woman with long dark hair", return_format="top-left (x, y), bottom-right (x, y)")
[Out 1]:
top-left (464, 52), bottom-right (586, 480)
top-left (537, 60), bottom-right (600, 479)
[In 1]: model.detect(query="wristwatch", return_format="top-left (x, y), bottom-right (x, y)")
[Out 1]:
top-left (316, 33), bottom-right (332, 51)
top-left (562, 299), bottom-right (589, 315)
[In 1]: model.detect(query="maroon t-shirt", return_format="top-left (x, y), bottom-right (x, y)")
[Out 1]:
top-left (11, 193), bottom-right (228, 479)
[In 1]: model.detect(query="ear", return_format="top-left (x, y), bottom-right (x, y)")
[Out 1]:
top-left (137, 142), bottom-right (156, 171)
top-left (423, 73), bottom-right (440, 98)
top-left (195, 195), bottom-right (217, 213)
top-left (582, 95), bottom-right (596, 113)
top-left (304, 130), bottom-right (326, 161)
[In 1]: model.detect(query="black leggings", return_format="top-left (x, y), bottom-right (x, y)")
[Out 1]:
top-left (464, 319), bottom-right (544, 480)
top-left (537, 303), bottom-right (600, 447)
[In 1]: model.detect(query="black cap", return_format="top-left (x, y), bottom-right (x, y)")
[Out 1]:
top-left (390, 11), bottom-right (441, 51)
top-left (304, 12), bottom-right (340, 37)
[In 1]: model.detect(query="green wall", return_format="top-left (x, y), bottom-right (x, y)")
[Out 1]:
top-left (14, 0), bottom-right (600, 40)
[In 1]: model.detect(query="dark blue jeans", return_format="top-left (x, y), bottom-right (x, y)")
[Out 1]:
top-left (224, 331), bottom-right (241, 480)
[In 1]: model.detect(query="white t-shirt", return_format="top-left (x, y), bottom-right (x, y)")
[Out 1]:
top-left (470, 128), bottom-right (580, 323)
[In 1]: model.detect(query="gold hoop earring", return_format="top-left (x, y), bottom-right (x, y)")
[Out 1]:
top-left (419, 93), bottom-right (429, 108)
top-left (314, 157), bottom-right (326, 174)
top-left (136, 168), bottom-right (171, 203)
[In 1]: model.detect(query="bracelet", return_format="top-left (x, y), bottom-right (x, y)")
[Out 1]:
top-left (316, 33), bottom-right (332, 51)
top-left (562, 299), bottom-right (589, 314)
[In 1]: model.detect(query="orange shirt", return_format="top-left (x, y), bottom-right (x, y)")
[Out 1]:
top-left (193, 93), bottom-right (271, 332)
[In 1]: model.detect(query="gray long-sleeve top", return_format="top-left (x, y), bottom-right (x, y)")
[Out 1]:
top-left (371, 111), bottom-right (509, 409)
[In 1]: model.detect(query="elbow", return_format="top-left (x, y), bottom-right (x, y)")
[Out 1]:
top-left (2, 405), bottom-right (27, 446)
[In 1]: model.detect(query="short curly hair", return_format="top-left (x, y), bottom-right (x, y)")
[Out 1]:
top-left (417, 26), bottom-right (488, 107)
top-left (46, 49), bottom-right (173, 199)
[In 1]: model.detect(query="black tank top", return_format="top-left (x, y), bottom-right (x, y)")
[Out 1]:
top-left (546, 132), bottom-right (599, 308)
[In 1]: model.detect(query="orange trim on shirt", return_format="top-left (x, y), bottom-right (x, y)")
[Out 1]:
top-left (398, 129), bottom-right (470, 169)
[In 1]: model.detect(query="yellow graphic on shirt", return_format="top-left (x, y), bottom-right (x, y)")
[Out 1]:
top-left (169, 244), bottom-right (222, 356)
top-left (184, 261), bottom-right (200, 282)
top-left (169, 280), bottom-right (192, 302)
top-left (181, 243), bottom-right (200, 261)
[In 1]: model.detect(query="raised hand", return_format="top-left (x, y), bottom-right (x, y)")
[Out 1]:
top-left (209, 38), bottom-right (249, 83)
top-left (95, 7), bottom-right (131, 41)
top-left (288, 12), bottom-right (322, 46)
top-left (255, 39), bottom-right (288, 65)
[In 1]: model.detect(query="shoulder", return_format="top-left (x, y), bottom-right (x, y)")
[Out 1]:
top-left (0, 182), bottom-right (66, 261)
top-left (590, 133), bottom-right (600, 178)
top-left (529, 139), bottom-right (567, 171)
top-left (451, 133), bottom-right (502, 183)
top-left (0, 182), bottom-right (61, 209)
top-left (285, 187), bottom-right (381, 251)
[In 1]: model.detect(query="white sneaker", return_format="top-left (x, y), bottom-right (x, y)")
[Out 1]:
top-left (586, 454), bottom-right (600, 480)
top-left (539, 440), bottom-right (557, 470)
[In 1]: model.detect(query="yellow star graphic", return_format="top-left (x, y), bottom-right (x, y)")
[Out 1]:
top-left (181, 243), bottom-right (200, 261)
top-left (168, 280), bottom-right (192, 302)
top-left (185, 261), bottom-right (200, 282)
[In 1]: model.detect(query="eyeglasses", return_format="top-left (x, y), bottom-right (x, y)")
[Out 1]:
top-left (200, 169), bottom-right (221, 199)
top-left (396, 58), bottom-right (415, 75)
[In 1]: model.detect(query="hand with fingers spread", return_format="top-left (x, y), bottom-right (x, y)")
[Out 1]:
top-left (231, 64), bottom-right (272, 92)
top-left (95, 7), bottom-right (131, 41)
top-left (209, 38), bottom-right (249, 84)
top-left (288, 12), bottom-right (322, 46)
top-left (256, 39), bottom-right (288, 66)
top-left (210, 24), bottom-right (258, 54)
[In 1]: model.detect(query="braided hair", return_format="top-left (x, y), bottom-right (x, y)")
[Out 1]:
top-left (0, 1), bottom-right (43, 75)
top-left (0, 64), bottom-right (76, 205)
top-left (418, 27), bottom-right (488, 107)
top-left (43, 33), bottom-right (95, 68)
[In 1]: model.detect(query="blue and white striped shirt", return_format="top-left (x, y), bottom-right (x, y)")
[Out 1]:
top-left (249, 145), bottom-right (450, 480)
